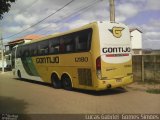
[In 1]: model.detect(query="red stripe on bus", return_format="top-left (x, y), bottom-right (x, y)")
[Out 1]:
top-left (106, 54), bottom-right (129, 57)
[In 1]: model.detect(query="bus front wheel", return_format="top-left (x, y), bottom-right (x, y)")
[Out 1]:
top-left (17, 70), bottom-right (21, 79)
top-left (51, 73), bottom-right (61, 89)
top-left (61, 74), bottom-right (72, 90)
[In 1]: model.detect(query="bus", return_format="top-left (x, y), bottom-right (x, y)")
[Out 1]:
top-left (12, 21), bottom-right (133, 91)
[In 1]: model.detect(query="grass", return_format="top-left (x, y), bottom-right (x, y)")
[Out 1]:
top-left (137, 80), bottom-right (160, 85)
top-left (146, 89), bottom-right (160, 94)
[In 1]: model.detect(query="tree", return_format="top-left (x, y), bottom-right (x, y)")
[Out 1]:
top-left (0, 0), bottom-right (16, 20)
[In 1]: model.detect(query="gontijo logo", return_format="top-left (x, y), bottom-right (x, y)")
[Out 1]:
top-left (109, 27), bottom-right (124, 38)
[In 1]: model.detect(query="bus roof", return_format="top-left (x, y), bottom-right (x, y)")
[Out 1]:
top-left (22, 21), bottom-right (124, 46)
top-left (23, 21), bottom-right (99, 45)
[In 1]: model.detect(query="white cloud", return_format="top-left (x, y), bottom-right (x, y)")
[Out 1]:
top-left (66, 19), bottom-right (90, 29)
top-left (115, 3), bottom-right (142, 22)
top-left (142, 31), bottom-right (160, 49)
top-left (145, 0), bottom-right (160, 10)
top-left (141, 18), bottom-right (160, 41)
top-left (39, 23), bottom-right (57, 28)
top-left (6, 26), bottom-right (23, 33)
top-left (116, 16), bottom-right (126, 22)
top-left (5, 25), bottom-right (35, 34)
top-left (145, 32), bottom-right (160, 36)
top-left (117, 3), bottom-right (139, 17)
top-left (14, 14), bottom-right (38, 25)
top-left (1, 0), bottom-right (160, 50)
top-left (145, 32), bottom-right (160, 41)
top-left (149, 19), bottom-right (160, 29)
top-left (129, 17), bottom-right (160, 49)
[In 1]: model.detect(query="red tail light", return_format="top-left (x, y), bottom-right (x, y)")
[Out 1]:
top-left (96, 56), bottom-right (101, 70)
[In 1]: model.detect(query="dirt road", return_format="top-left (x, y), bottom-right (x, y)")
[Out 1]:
top-left (0, 72), bottom-right (160, 114)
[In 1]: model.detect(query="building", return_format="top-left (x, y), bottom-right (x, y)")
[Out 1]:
top-left (6, 34), bottom-right (44, 50)
top-left (130, 28), bottom-right (143, 55)
top-left (0, 50), bottom-right (7, 68)
top-left (3, 34), bottom-right (44, 70)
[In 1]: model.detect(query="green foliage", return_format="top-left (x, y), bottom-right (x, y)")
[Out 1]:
top-left (0, 0), bottom-right (16, 20)
top-left (146, 89), bottom-right (160, 94)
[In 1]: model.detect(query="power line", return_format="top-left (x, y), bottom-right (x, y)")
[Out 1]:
top-left (22, 0), bottom-right (101, 36)
top-left (4, 0), bottom-right (75, 40)
top-left (41, 0), bottom-right (102, 35)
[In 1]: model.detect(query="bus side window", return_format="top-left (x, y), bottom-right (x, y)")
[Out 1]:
top-left (50, 45), bottom-right (59, 54)
top-left (75, 36), bottom-right (87, 51)
top-left (49, 38), bottom-right (60, 54)
top-left (66, 43), bottom-right (74, 52)
top-left (79, 35), bottom-right (87, 50)
top-left (16, 47), bottom-right (21, 58)
top-left (75, 29), bottom-right (92, 52)
top-left (21, 46), bottom-right (26, 58)
top-left (11, 48), bottom-right (15, 68)
top-left (37, 43), bottom-right (41, 56)
top-left (60, 34), bottom-right (75, 53)
top-left (59, 38), bottom-right (66, 53)
top-left (65, 35), bottom-right (75, 53)
top-left (24, 45), bottom-right (30, 57)
top-left (30, 44), bottom-right (38, 56)
top-left (33, 49), bottom-right (37, 56)
top-left (38, 40), bottom-right (49, 56)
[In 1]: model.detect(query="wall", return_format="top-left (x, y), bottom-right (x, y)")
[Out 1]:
top-left (24, 39), bottom-right (31, 43)
top-left (133, 55), bottom-right (160, 83)
top-left (131, 30), bottom-right (142, 49)
top-left (0, 60), bottom-right (7, 68)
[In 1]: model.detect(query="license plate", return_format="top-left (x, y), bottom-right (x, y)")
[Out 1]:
top-left (116, 79), bottom-right (122, 82)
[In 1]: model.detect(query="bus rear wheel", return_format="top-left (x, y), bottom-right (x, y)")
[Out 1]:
top-left (61, 74), bottom-right (72, 90)
top-left (51, 73), bottom-right (61, 89)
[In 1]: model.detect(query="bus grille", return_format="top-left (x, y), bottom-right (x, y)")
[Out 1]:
top-left (78, 68), bottom-right (92, 86)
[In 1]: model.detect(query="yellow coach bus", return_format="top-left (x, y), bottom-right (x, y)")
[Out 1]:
top-left (12, 21), bottom-right (133, 91)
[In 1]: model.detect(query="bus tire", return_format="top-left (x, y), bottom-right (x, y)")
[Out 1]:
top-left (61, 74), bottom-right (72, 90)
top-left (51, 73), bottom-right (61, 89)
top-left (17, 70), bottom-right (21, 79)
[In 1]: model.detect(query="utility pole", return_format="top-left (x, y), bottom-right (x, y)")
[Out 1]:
top-left (0, 31), bottom-right (4, 73)
top-left (109, 0), bottom-right (115, 22)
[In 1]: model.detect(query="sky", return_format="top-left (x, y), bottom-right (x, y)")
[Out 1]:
top-left (0, 0), bottom-right (160, 49)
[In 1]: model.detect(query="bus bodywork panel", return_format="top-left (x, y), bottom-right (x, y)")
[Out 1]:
top-left (32, 52), bottom-right (93, 88)
top-left (93, 22), bottom-right (133, 90)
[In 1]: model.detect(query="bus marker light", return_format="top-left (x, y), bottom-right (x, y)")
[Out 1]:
top-left (102, 81), bottom-right (106, 84)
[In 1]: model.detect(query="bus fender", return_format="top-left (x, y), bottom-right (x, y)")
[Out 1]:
top-left (51, 71), bottom-right (60, 81)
